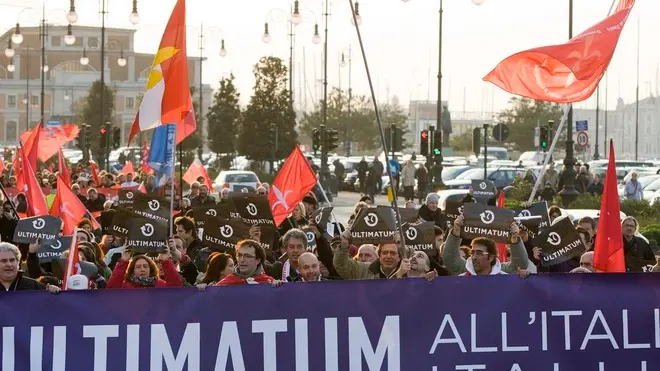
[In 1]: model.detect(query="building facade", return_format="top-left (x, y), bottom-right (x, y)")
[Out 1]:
top-left (573, 96), bottom-right (660, 160)
top-left (0, 25), bottom-right (212, 147)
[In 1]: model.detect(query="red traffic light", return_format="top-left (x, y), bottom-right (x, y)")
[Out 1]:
top-left (421, 130), bottom-right (428, 139)
top-left (100, 128), bottom-right (107, 135)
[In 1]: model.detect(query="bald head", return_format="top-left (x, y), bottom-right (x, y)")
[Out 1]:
top-left (298, 252), bottom-right (321, 282)
top-left (357, 244), bottom-right (377, 263)
top-left (580, 251), bottom-right (595, 272)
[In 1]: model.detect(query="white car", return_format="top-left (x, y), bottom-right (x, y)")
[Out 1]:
top-left (213, 170), bottom-right (261, 193)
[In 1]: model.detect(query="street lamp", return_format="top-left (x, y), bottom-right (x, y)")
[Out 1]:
top-left (350, 1), bottom-right (361, 26)
top-left (12, 24), bottom-right (23, 45)
top-left (80, 48), bottom-right (89, 66)
top-left (64, 24), bottom-right (76, 46)
top-left (219, 39), bottom-right (227, 57)
top-left (340, 46), bottom-right (353, 156)
top-left (313, 24), bottom-right (321, 44)
top-left (42, 57), bottom-right (49, 73)
top-left (129, 0), bottom-right (140, 25)
top-left (7, 58), bottom-right (15, 73)
top-left (471, 0), bottom-right (487, 5)
top-left (262, 23), bottom-right (272, 43)
top-left (117, 49), bottom-right (127, 67)
top-left (291, 0), bottom-right (302, 25)
top-left (67, 0), bottom-right (79, 23)
top-left (5, 38), bottom-right (15, 58)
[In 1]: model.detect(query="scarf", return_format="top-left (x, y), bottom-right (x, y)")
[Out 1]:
top-left (232, 264), bottom-right (265, 280)
top-left (127, 275), bottom-right (158, 287)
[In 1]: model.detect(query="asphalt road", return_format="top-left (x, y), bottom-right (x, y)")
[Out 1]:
top-left (326, 191), bottom-right (395, 225)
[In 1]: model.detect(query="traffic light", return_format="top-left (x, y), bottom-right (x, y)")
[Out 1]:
top-left (84, 124), bottom-right (91, 146)
top-left (433, 130), bottom-right (442, 156)
top-left (325, 129), bottom-right (340, 152)
top-left (312, 128), bottom-right (321, 155)
top-left (420, 130), bottom-right (429, 156)
top-left (391, 126), bottom-right (404, 153)
top-left (75, 125), bottom-right (84, 149)
top-left (112, 127), bottom-right (121, 149)
top-left (100, 124), bottom-right (108, 149)
top-left (472, 127), bottom-right (481, 156)
top-left (540, 127), bottom-right (549, 149)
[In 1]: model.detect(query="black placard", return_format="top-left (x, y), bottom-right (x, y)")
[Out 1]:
top-left (398, 208), bottom-right (420, 224)
top-left (37, 235), bottom-right (73, 263)
top-left (461, 203), bottom-right (514, 243)
top-left (203, 217), bottom-right (251, 252)
top-left (229, 194), bottom-right (275, 226)
top-left (471, 179), bottom-right (497, 203)
top-left (192, 203), bottom-right (238, 229)
top-left (13, 216), bottom-right (62, 244)
top-left (402, 221), bottom-right (437, 257)
top-left (532, 217), bottom-right (586, 267)
top-left (110, 208), bottom-right (134, 238)
top-left (311, 206), bottom-right (334, 227)
top-left (302, 227), bottom-right (316, 251)
top-left (444, 199), bottom-right (464, 229)
top-left (126, 216), bottom-right (168, 253)
top-left (350, 206), bottom-right (397, 245)
top-left (132, 193), bottom-right (170, 224)
top-left (118, 189), bottom-right (143, 208)
top-left (512, 201), bottom-right (550, 238)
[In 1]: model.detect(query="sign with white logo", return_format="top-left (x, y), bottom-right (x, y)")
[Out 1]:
top-left (444, 199), bottom-right (464, 228)
top-left (461, 203), bottom-right (514, 244)
top-left (126, 216), bottom-right (167, 253)
top-left (193, 203), bottom-right (236, 229)
top-left (575, 120), bottom-right (588, 132)
top-left (532, 217), bottom-right (586, 267)
top-left (350, 206), bottom-right (397, 245)
top-left (229, 194), bottom-right (275, 227)
top-left (118, 189), bottom-right (144, 207)
top-left (110, 207), bottom-right (134, 238)
top-left (302, 227), bottom-right (316, 251)
top-left (203, 218), bottom-right (250, 252)
top-left (14, 216), bottom-right (62, 244)
top-left (232, 185), bottom-right (256, 194)
top-left (576, 131), bottom-right (589, 148)
top-left (511, 201), bottom-right (550, 238)
top-left (471, 179), bottom-right (497, 203)
top-left (402, 221), bottom-right (436, 257)
top-left (132, 193), bottom-right (170, 223)
top-left (310, 207), bottom-right (334, 228)
top-left (38, 235), bottom-right (73, 263)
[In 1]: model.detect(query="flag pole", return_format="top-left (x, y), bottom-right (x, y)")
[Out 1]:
top-left (528, 104), bottom-right (571, 202)
top-left (169, 130), bottom-right (177, 238)
top-left (0, 183), bottom-right (20, 219)
top-left (315, 180), bottom-right (340, 226)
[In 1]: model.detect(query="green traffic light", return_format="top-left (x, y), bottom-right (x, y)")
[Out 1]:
top-left (433, 148), bottom-right (441, 155)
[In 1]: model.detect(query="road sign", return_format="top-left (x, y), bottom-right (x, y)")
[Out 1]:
top-left (576, 120), bottom-right (588, 132)
top-left (389, 159), bottom-right (400, 176)
top-left (576, 131), bottom-right (589, 148)
top-left (492, 123), bottom-right (509, 142)
top-left (534, 127), bottom-right (540, 147)
top-left (46, 120), bottom-right (61, 127)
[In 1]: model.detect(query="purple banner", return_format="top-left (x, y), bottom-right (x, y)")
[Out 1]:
top-left (1, 274), bottom-right (659, 370)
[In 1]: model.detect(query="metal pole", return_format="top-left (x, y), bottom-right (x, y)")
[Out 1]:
top-left (26, 46), bottom-right (30, 131)
top-left (288, 15), bottom-right (294, 103)
top-left (483, 124), bottom-right (488, 179)
top-left (634, 17), bottom-right (640, 160)
top-left (604, 73), bottom-right (608, 158)
top-left (40, 7), bottom-right (45, 122)
top-left (101, 0), bottom-right (108, 171)
top-left (346, 46), bottom-right (352, 156)
top-left (559, 0), bottom-right (579, 207)
top-left (433, 0), bottom-right (444, 188)
top-left (320, 0), bottom-right (329, 185)
top-left (594, 87), bottom-right (600, 160)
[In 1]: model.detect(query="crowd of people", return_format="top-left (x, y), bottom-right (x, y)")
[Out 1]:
top-left (1, 155), bottom-right (658, 294)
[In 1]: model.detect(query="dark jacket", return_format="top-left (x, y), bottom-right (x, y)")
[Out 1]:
top-left (0, 215), bottom-right (18, 244)
top-left (1, 272), bottom-right (45, 292)
top-left (266, 260), bottom-right (301, 281)
top-left (186, 238), bottom-right (204, 263)
top-left (623, 236), bottom-right (656, 272)
top-left (587, 181), bottom-right (604, 196)
top-left (418, 205), bottom-right (447, 228)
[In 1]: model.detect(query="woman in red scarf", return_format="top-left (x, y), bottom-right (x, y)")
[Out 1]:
top-left (107, 248), bottom-right (183, 289)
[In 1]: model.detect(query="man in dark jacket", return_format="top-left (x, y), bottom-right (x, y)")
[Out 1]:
top-left (0, 242), bottom-right (46, 291)
top-left (0, 201), bottom-right (18, 244)
top-left (621, 217), bottom-right (656, 272)
top-left (418, 193), bottom-right (447, 228)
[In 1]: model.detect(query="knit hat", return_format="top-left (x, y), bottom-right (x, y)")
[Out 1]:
top-left (302, 192), bottom-right (317, 205)
top-left (426, 193), bottom-right (440, 204)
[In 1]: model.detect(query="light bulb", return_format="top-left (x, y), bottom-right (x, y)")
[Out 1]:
top-left (262, 33), bottom-right (271, 43)
top-left (5, 47), bottom-right (15, 58)
top-left (42, 65), bottom-right (49, 73)
top-left (129, 11), bottom-right (140, 25)
top-left (7, 64), bottom-right (15, 72)
top-left (64, 34), bottom-right (76, 46)
top-left (12, 24), bottom-right (23, 45)
top-left (80, 56), bottom-right (89, 66)
top-left (117, 57), bottom-right (127, 67)
top-left (291, 13), bottom-right (302, 25)
top-left (219, 47), bottom-right (227, 57)
top-left (64, 94), bottom-right (70, 100)
top-left (67, 11), bottom-right (78, 24)
top-left (351, 15), bottom-right (362, 26)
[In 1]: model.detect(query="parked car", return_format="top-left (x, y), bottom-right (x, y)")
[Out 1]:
top-left (443, 167), bottom-right (527, 191)
top-left (213, 170), bottom-right (261, 193)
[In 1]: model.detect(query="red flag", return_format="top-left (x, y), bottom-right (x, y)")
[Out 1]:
top-left (138, 182), bottom-right (147, 193)
top-left (496, 191), bottom-right (508, 263)
top-left (121, 161), bottom-right (136, 177)
top-left (268, 145), bottom-right (318, 226)
top-left (50, 176), bottom-right (100, 234)
top-left (19, 144), bottom-right (48, 216)
top-left (13, 148), bottom-right (24, 192)
top-left (141, 141), bottom-right (153, 175)
top-left (183, 158), bottom-right (213, 189)
top-left (593, 140), bottom-right (626, 272)
top-left (58, 149), bottom-right (71, 186)
top-left (0, 156), bottom-right (5, 175)
top-left (20, 123), bottom-right (80, 163)
top-left (22, 120), bottom-right (41, 171)
top-left (89, 160), bottom-right (101, 187)
top-left (127, 0), bottom-right (194, 145)
top-left (484, 0), bottom-right (635, 103)
top-left (62, 230), bottom-right (80, 291)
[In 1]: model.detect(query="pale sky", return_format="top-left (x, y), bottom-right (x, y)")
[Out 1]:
top-left (2, 0), bottom-right (658, 114)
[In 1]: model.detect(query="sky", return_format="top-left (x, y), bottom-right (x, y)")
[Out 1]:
top-left (2, 0), bottom-right (658, 115)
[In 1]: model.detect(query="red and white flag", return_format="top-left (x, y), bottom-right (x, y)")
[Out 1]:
top-left (19, 144), bottom-right (48, 216)
top-left (62, 229), bottom-right (80, 290)
top-left (183, 158), bottom-right (213, 189)
top-left (58, 148), bottom-right (71, 186)
top-left (50, 176), bottom-right (101, 234)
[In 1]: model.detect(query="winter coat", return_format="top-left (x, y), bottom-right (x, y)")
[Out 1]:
top-left (1, 272), bottom-right (45, 292)
top-left (106, 259), bottom-right (183, 289)
top-left (442, 232), bottom-right (529, 275)
top-left (216, 265), bottom-right (274, 286)
top-left (401, 165), bottom-right (416, 187)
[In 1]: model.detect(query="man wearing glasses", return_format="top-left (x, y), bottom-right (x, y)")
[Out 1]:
top-left (217, 240), bottom-right (275, 286)
top-left (621, 217), bottom-right (656, 272)
top-left (0, 200), bottom-right (18, 244)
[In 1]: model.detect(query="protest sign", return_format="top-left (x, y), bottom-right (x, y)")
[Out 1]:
top-left (461, 203), bottom-right (514, 243)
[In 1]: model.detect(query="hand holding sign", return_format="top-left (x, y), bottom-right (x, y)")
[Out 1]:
top-left (453, 214), bottom-right (464, 236)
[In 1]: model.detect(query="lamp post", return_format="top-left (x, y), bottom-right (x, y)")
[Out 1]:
top-left (559, 0), bottom-right (579, 206)
top-left (401, 0), bottom-right (486, 189)
top-left (10, 4), bottom-right (77, 125)
top-left (78, 0), bottom-right (138, 170)
top-left (262, 2), bottom-right (320, 104)
top-left (340, 46), bottom-right (352, 156)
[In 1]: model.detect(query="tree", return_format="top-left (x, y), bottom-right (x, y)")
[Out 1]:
top-left (497, 97), bottom-right (564, 152)
top-left (380, 101), bottom-right (409, 151)
top-left (239, 56), bottom-right (297, 162)
top-left (79, 80), bottom-right (115, 169)
top-left (299, 87), bottom-right (381, 153)
top-left (207, 74), bottom-right (241, 157)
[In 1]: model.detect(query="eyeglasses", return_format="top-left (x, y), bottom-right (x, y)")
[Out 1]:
top-left (472, 250), bottom-right (490, 257)
top-left (237, 253), bottom-right (256, 260)
top-left (0, 258), bottom-right (17, 264)
top-left (622, 224), bottom-right (636, 228)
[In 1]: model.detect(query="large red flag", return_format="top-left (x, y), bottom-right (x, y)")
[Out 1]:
top-left (484, 0), bottom-right (635, 103)
top-left (141, 141), bottom-right (153, 175)
top-left (127, 0), bottom-right (194, 145)
top-left (50, 176), bottom-right (100, 234)
top-left (89, 160), bottom-right (101, 187)
top-left (22, 120), bottom-right (41, 171)
top-left (593, 140), bottom-right (626, 272)
top-left (19, 144), bottom-right (48, 216)
top-left (183, 158), bottom-right (213, 189)
top-left (121, 161), bottom-right (136, 177)
top-left (57, 149), bottom-right (71, 186)
top-left (268, 145), bottom-right (318, 226)
top-left (20, 123), bottom-right (79, 163)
